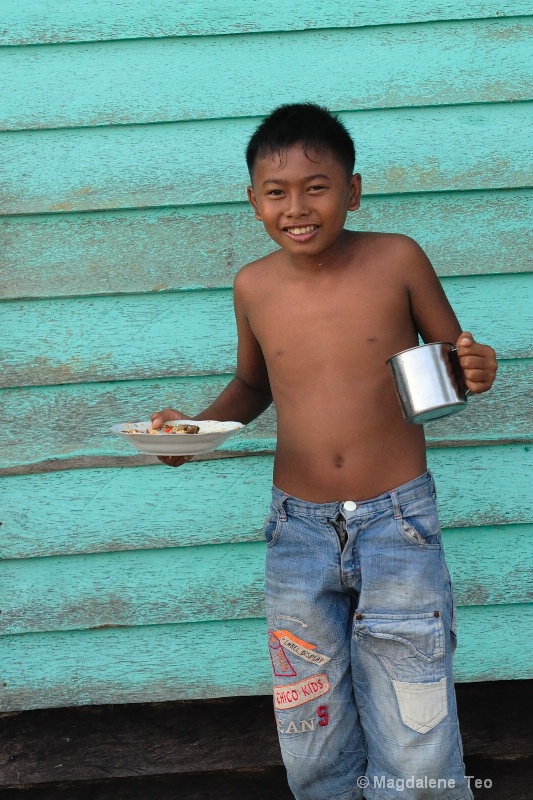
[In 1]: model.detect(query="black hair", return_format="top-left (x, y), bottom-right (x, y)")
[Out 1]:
top-left (246, 103), bottom-right (355, 180)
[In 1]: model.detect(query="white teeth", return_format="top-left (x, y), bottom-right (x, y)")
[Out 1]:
top-left (287, 225), bottom-right (317, 235)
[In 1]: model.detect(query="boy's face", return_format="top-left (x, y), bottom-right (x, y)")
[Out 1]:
top-left (247, 143), bottom-right (361, 259)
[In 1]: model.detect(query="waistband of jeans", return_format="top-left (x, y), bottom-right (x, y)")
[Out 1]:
top-left (271, 470), bottom-right (435, 519)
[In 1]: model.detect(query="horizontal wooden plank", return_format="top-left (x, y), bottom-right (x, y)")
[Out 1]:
top-left (0, 774), bottom-right (289, 800)
top-left (1, 274), bottom-right (531, 389)
top-left (2, 18), bottom-right (531, 131)
top-left (0, 697), bottom-right (284, 786)
top-left (1, 604), bottom-right (532, 710)
top-left (0, 452), bottom-right (253, 478)
top-left (1, 290), bottom-right (237, 388)
top-left (1, 762), bottom-right (533, 800)
top-left (422, 360), bottom-right (533, 443)
top-left (0, 618), bottom-right (275, 711)
top-left (0, 360), bottom-right (528, 471)
top-left (1, 189), bottom-right (531, 300)
top-left (0, 770), bottom-right (295, 800)
top-left (456, 681), bottom-right (533, 760)
top-left (444, 525), bottom-right (533, 607)
top-left (0, 376), bottom-right (271, 469)
top-left (3, 762), bottom-right (533, 800)
top-left (1, 444), bottom-right (532, 559)
top-left (1, 290), bottom-right (239, 388)
top-left (0, 542), bottom-right (263, 636)
top-left (1, 103), bottom-right (531, 215)
top-left (1, 524), bottom-right (531, 637)
top-left (2, 1), bottom-right (530, 45)
top-left (0, 456), bottom-right (272, 560)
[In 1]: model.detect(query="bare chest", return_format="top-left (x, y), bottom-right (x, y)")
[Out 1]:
top-left (249, 280), bottom-right (415, 378)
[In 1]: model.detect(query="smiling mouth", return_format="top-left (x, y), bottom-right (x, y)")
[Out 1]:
top-left (283, 225), bottom-right (319, 235)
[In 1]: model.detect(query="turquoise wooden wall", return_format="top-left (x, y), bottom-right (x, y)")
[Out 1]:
top-left (1, 1), bottom-right (532, 711)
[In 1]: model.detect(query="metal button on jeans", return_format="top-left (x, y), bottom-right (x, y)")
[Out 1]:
top-left (343, 501), bottom-right (357, 512)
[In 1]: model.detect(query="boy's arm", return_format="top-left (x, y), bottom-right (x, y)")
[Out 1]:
top-left (196, 268), bottom-right (272, 423)
top-left (152, 269), bottom-right (272, 465)
top-left (400, 237), bottom-right (497, 394)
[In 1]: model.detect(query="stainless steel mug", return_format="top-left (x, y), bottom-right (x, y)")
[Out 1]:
top-left (387, 342), bottom-right (469, 424)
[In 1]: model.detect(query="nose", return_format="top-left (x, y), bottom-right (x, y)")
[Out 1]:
top-left (285, 191), bottom-right (309, 217)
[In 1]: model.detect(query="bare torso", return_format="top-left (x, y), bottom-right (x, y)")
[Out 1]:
top-left (240, 232), bottom-right (460, 502)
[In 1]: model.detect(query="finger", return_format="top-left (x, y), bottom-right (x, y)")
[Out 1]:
top-left (150, 408), bottom-right (185, 429)
top-left (462, 368), bottom-right (491, 383)
top-left (465, 380), bottom-right (493, 394)
top-left (459, 354), bottom-right (493, 370)
top-left (157, 454), bottom-right (193, 467)
top-left (461, 345), bottom-right (496, 360)
top-left (458, 340), bottom-right (497, 362)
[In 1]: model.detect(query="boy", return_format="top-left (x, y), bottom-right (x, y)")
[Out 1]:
top-left (152, 104), bottom-right (497, 800)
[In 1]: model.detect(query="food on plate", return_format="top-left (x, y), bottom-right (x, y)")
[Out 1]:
top-left (123, 423), bottom-right (200, 435)
top-left (164, 423), bottom-right (200, 434)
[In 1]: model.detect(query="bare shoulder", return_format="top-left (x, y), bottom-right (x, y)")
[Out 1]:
top-left (355, 231), bottom-right (427, 262)
top-left (233, 250), bottom-right (283, 300)
top-left (355, 231), bottom-right (434, 283)
top-left (384, 233), bottom-right (430, 266)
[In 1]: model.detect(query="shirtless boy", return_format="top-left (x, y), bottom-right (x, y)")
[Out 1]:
top-left (152, 104), bottom-right (497, 800)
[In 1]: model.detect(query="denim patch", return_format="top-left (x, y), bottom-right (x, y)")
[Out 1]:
top-left (392, 677), bottom-right (448, 733)
top-left (268, 631), bottom-right (297, 677)
top-left (274, 674), bottom-right (331, 710)
top-left (274, 629), bottom-right (331, 667)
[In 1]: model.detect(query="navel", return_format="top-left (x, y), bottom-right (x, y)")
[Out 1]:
top-left (334, 455), bottom-right (344, 469)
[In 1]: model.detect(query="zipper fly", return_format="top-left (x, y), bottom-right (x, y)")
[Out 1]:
top-left (332, 513), bottom-right (348, 550)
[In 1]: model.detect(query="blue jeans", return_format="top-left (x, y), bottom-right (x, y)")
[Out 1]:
top-left (264, 472), bottom-right (473, 800)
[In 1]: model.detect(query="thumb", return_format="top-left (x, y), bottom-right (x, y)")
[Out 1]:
top-left (150, 408), bottom-right (187, 429)
top-left (456, 331), bottom-right (474, 348)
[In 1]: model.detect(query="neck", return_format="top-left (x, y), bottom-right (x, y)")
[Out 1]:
top-left (285, 229), bottom-right (357, 276)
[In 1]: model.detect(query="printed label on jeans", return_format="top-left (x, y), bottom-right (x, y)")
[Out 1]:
top-left (274, 674), bottom-right (330, 709)
top-left (275, 705), bottom-right (329, 735)
top-left (274, 629), bottom-right (331, 667)
top-left (268, 631), bottom-right (297, 677)
top-left (276, 715), bottom-right (316, 734)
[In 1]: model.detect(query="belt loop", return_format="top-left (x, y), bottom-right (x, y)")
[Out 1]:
top-left (277, 493), bottom-right (288, 521)
top-left (271, 488), bottom-right (286, 519)
top-left (390, 489), bottom-right (402, 519)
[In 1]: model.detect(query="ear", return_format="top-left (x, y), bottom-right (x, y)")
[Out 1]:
top-left (247, 185), bottom-right (263, 221)
top-left (348, 173), bottom-right (362, 211)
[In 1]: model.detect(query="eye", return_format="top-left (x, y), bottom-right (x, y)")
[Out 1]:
top-left (308, 184), bottom-right (327, 192)
top-left (266, 189), bottom-right (284, 197)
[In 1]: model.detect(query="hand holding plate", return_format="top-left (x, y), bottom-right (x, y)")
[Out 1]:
top-left (150, 408), bottom-right (192, 465)
top-left (150, 407), bottom-right (190, 430)
top-left (158, 453), bottom-right (194, 468)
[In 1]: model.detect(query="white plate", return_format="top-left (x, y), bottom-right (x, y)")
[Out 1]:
top-left (111, 419), bottom-right (244, 456)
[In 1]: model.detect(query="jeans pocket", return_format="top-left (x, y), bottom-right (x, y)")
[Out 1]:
top-left (354, 612), bottom-right (445, 666)
top-left (396, 497), bottom-right (442, 548)
top-left (392, 677), bottom-right (448, 733)
top-left (354, 612), bottom-right (448, 732)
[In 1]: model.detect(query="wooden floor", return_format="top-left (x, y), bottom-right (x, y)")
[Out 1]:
top-left (1, 681), bottom-right (531, 798)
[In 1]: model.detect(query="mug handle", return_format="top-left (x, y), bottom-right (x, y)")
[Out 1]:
top-left (450, 347), bottom-right (472, 397)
